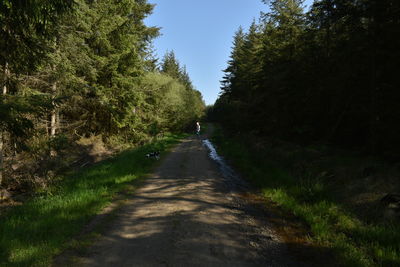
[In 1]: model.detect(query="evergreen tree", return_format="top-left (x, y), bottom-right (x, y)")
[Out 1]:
top-left (0, 0), bottom-right (74, 186)
top-left (213, 0), bottom-right (400, 157)
top-left (0, 0), bottom-right (205, 190)
top-left (161, 51), bottom-right (181, 80)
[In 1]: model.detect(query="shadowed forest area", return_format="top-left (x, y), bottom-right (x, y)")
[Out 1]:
top-left (2, 0), bottom-right (400, 266)
top-left (208, 0), bottom-right (400, 265)
top-left (210, 0), bottom-right (400, 156)
top-left (0, 0), bottom-right (205, 196)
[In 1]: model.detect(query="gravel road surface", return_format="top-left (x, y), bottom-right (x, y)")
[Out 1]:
top-left (73, 136), bottom-right (304, 267)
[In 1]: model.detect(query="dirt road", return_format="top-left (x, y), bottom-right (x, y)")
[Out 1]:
top-left (73, 136), bottom-right (302, 267)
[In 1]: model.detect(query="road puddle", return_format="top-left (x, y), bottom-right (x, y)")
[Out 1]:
top-left (202, 139), bottom-right (249, 191)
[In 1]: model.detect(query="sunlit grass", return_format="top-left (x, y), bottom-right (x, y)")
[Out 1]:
top-left (211, 128), bottom-right (400, 266)
top-left (0, 134), bottom-right (184, 267)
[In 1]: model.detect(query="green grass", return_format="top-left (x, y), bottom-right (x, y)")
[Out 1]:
top-left (211, 128), bottom-right (400, 267)
top-left (0, 134), bottom-right (184, 267)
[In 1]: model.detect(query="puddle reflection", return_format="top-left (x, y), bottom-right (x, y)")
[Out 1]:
top-left (202, 139), bottom-right (249, 191)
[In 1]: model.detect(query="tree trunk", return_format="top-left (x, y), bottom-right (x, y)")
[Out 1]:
top-left (50, 110), bottom-right (57, 136)
top-left (368, 2), bottom-right (379, 154)
top-left (0, 133), bottom-right (4, 187)
top-left (0, 62), bottom-right (9, 187)
top-left (50, 81), bottom-right (58, 137)
top-left (2, 62), bottom-right (8, 95)
top-left (50, 82), bottom-right (57, 157)
top-left (56, 110), bottom-right (60, 133)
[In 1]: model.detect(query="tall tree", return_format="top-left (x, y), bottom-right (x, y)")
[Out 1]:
top-left (213, 0), bottom-right (400, 158)
top-left (0, 0), bottom-right (73, 186)
top-left (161, 51), bottom-right (182, 80)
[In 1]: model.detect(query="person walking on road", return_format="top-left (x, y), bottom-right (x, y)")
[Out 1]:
top-left (196, 121), bottom-right (201, 138)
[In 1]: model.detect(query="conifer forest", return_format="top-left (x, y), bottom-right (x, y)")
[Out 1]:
top-left (2, 1), bottom-right (400, 266)
top-left (210, 0), bottom-right (400, 158)
top-left (0, 0), bottom-right (205, 190)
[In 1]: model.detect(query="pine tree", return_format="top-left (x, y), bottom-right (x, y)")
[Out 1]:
top-left (161, 51), bottom-right (182, 80)
top-left (0, 0), bottom-right (73, 186)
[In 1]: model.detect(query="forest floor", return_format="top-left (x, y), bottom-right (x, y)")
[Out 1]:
top-left (55, 128), bottom-right (336, 266)
top-left (0, 135), bottom-right (115, 211)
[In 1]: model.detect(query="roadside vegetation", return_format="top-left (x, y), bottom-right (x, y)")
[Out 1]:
top-left (210, 0), bottom-right (400, 158)
top-left (0, 0), bottom-right (204, 201)
top-left (0, 1), bottom-right (203, 266)
top-left (211, 127), bottom-right (400, 266)
top-left (210, 0), bottom-right (400, 265)
top-left (0, 133), bottom-right (184, 267)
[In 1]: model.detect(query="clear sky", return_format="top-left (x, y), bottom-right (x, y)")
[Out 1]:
top-left (145, 0), bottom-right (313, 105)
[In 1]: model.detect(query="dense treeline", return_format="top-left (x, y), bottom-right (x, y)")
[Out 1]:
top-left (0, 0), bottom-right (204, 189)
top-left (211, 0), bottom-right (400, 158)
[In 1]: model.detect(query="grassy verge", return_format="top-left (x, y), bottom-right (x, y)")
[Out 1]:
top-left (0, 133), bottom-right (184, 267)
top-left (211, 127), bottom-right (400, 266)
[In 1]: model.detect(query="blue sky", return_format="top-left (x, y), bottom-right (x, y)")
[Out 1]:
top-left (145, 0), bottom-right (313, 105)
